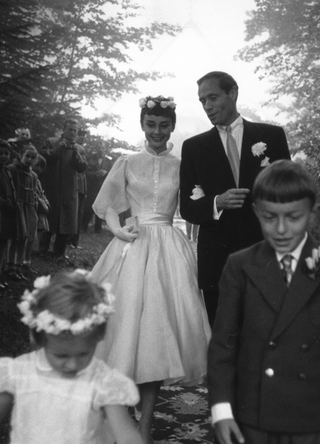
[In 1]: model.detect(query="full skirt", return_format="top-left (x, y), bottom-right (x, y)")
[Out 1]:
top-left (91, 224), bottom-right (211, 386)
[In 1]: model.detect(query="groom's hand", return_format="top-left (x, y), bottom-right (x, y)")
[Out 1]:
top-left (216, 188), bottom-right (250, 211)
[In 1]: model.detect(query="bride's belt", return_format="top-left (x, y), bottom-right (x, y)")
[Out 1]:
top-left (137, 212), bottom-right (173, 226)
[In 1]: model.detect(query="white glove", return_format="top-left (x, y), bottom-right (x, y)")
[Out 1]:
top-left (105, 208), bottom-right (139, 242)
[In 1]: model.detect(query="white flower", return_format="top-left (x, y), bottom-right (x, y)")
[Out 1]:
top-left (139, 97), bottom-right (147, 108)
top-left (17, 274), bottom-right (115, 335)
top-left (305, 248), bottom-right (320, 279)
top-left (147, 100), bottom-right (156, 109)
top-left (252, 142), bottom-right (267, 157)
top-left (73, 268), bottom-right (90, 276)
top-left (312, 247), bottom-right (320, 262)
top-left (160, 99), bottom-right (176, 109)
top-left (306, 257), bottom-right (316, 270)
top-left (33, 275), bottom-right (50, 289)
top-left (190, 185), bottom-right (205, 200)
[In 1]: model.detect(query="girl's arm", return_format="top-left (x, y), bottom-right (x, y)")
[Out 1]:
top-left (104, 405), bottom-right (143, 444)
top-left (0, 392), bottom-right (14, 422)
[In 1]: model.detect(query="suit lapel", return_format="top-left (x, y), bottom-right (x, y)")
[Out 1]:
top-left (239, 119), bottom-right (266, 188)
top-left (244, 241), bottom-right (288, 313)
top-left (270, 236), bottom-right (320, 339)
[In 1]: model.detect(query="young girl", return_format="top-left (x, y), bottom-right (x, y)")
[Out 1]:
top-left (5, 144), bottom-right (38, 280)
top-left (91, 96), bottom-right (211, 444)
top-left (0, 269), bottom-right (143, 444)
top-left (0, 140), bottom-right (17, 289)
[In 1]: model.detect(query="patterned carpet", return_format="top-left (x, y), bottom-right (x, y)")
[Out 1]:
top-left (151, 384), bottom-right (215, 443)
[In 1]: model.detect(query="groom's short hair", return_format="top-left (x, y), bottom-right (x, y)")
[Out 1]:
top-left (197, 71), bottom-right (238, 94)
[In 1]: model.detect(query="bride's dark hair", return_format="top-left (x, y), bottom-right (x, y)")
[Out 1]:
top-left (139, 96), bottom-right (176, 127)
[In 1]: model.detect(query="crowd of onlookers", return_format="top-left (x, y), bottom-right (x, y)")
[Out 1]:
top-left (0, 119), bottom-right (112, 289)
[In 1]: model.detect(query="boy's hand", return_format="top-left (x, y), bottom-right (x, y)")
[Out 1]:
top-left (214, 419), bottom-right (245, 444)
top-left (216, 188), bottom-right (250, 211)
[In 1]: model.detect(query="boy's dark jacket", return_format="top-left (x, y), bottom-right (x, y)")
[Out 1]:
top-left (207, 234), bottom-right (320, 433)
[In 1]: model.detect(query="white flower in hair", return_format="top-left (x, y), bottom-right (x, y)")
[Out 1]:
top-left (139, 95), bottom-right (176, 110)
top-left (34, 275), bottom-right (50, 289)
top-left (17, 269), bottom-right (115, 335)
top-left (139, 97), bottom-right (147, 108)
top-left (147, 100), bottom-right (156, 109)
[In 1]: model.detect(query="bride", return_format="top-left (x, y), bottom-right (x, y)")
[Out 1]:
top-left (91, 95), bottom-right (211, 444)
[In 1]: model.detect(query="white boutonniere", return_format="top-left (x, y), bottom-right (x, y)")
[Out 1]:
top-left (305, 247), bottom-right (320, 279)
top-left (252, 142), bottom-right (269, 167)
top-left (252, 142), bottom-right (267, 157)
top-left (190, 185), bottom-right (205, 200)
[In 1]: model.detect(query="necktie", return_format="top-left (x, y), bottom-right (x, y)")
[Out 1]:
top-left (226, 126), bottom-right (240, 187)
top-left (281, 254), bottom-right (293, 286)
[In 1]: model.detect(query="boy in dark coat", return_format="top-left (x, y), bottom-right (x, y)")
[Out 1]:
top-left (208, 160), bottom-right (320, 444)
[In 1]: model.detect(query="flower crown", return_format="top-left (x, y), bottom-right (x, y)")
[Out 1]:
top-left (17, 269), bottom-right (115, 335)
top-left (139, 95), bottom-right (176, 110)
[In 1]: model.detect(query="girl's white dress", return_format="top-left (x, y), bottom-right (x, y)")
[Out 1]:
top-left (0, 349), bottom-right (139, 444)
top-left (91, 144), bottom-right (211, 386)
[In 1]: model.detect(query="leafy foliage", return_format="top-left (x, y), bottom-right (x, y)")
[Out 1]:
top-left (237, 0), bottom-right (320, 163)
top-left (0, 0), bottom-right (180, 141)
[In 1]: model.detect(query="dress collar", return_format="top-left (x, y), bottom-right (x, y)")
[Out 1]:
top-left (144, 140), bottom-right (174, 157)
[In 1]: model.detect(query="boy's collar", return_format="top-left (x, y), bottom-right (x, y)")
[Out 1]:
top-left (275, 232), bottom-right (308, 263)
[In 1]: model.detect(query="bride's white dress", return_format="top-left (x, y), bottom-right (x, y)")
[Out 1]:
top-left (91, 144), bottom-right (211, 386)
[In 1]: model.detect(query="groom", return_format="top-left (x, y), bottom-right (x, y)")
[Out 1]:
top-left (179, 71), bottom-right (290, 326)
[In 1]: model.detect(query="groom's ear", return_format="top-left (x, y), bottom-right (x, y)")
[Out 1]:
top-left (229, 86), bottom-right (238, 102)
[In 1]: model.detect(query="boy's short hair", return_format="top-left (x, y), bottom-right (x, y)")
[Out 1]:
top-left (253, 159), bottom-right (317, 207)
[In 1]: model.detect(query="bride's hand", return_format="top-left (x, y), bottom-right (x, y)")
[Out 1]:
top-left (114, 225), bottom-right (139, 242)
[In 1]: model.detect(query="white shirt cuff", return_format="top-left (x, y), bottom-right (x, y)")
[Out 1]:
top-left (213, 195), bottom-right (223, 220)
top-left (211, 403), bottom-right (234, 425)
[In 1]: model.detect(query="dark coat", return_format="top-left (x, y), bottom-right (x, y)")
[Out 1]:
top-left (7, 160), bottom-right (38, 240)
top-left (207, 236), bottom-right (320, 433)
top-left (0, 166), bottom-right (17, 240)
top-left (40, 137), bottom-right (87, 234)
top-left (179, 119), bottom-right (291, 290)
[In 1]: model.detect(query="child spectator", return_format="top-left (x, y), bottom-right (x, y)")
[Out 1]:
top-left (0, 140), bottom-right (17, 289)
top-left (5, 144), bottom-right (38, 281)
top-left (32, 154), bottom-right (50, 257)
top-left (0, 269), bottom-right (143, 444)
top-left (208, 159), bottom-right (320, 444)
top-left (7, 128), bottom-right (32, 160)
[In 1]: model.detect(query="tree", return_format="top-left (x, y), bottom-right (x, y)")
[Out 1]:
top-left (0, 0), bottom-right (180, 141)
top-left (237, 0), bottom-right (320, 160)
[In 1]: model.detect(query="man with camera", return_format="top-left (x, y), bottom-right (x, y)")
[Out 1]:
top-left (39, 119), bottom-right (87, 260)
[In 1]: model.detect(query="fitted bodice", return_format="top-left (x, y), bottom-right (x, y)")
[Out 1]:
top-left (93, 145), bottom-right (180, 221)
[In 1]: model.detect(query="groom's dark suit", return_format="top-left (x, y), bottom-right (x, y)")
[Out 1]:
top-left (207, 235), bottom-right (320, 432)
top-left (180, 119), bottom-right (290, 320)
